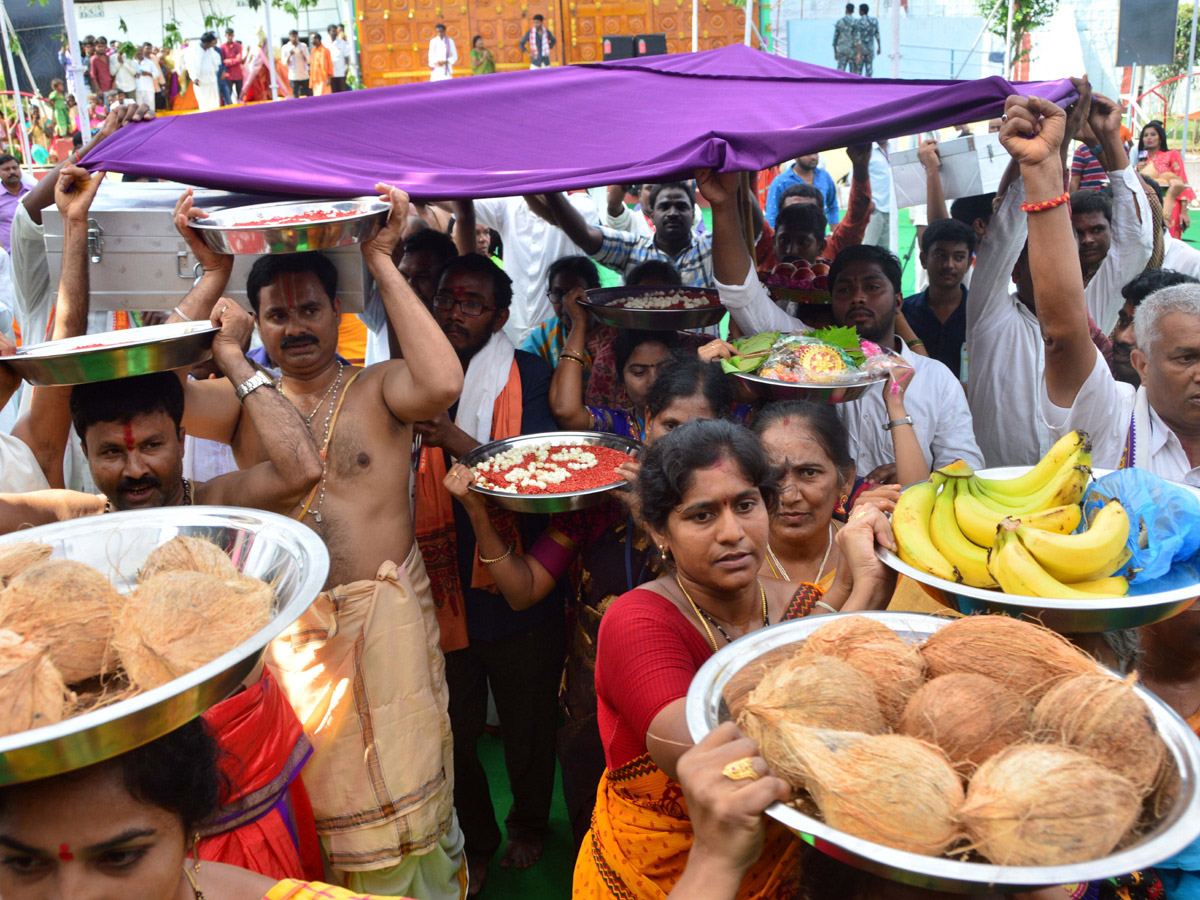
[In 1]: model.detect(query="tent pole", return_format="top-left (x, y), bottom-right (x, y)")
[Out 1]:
top-left (890, 0), bottom-right (900, 77)
top-left (60, 0), bottom-right (93, 138)
top-left (263, 2), bottom-right (281, 99)
top-left (692, 0), bottom-right (698, 52)
top-left (1183, 0), bottom-right (1198, 155)
top-left (0, 9), bottom-right (32, 174)
top-left (744, 0), bottom-right (753, 46)
top-left (1003, 0), bottom-right (1014, 77)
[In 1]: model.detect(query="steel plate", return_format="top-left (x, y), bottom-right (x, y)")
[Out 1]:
top-left (878, 467), bottom-right (1200, 632)
top-left (9, 323), bottom-right (219, 386)
top-left (580, 286), bottom-right (725, 331)
top-left (734, 370), bottom-right (886, 403)
top-left (191, 197), bottom-right (388, 255)
top-left (458, 431), bottom-right (641, 513)
top-left (685, 611), bottom-right (1200, 893)
top-left (0, 507), bottom-right (328, 785)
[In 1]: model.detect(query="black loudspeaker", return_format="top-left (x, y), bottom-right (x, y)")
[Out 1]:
top-left (1115, 0), bottom-right (1179, 66)
top-left (603, 35), bottom-right (635, 60)
top-left (634, 33), bottom-right (668, 57)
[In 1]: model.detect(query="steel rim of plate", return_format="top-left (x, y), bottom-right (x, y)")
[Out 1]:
top-left (191, 197), bottom-right (388, 230)
top-left (683, 610), bottom-right (1200, 890)
top-left (459, 431), bottom-right (641, 502)
top-left (15, 323), bottom-right (219, 358)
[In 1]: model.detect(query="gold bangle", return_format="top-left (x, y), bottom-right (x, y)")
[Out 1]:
top-left (559, 354), bottom-right (586, 367)
top-left (479, 543), bottom-right (514, 565)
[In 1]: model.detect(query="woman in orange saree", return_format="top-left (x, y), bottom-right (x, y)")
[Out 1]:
top-left (574, 418), bottom-right (896, 900)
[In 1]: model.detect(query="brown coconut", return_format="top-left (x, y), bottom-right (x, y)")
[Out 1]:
top-left (723, 644), bottom-right (805, 721)
top-left (920, 615), bottom-right (1096, 701)
top-left (0, 629), bottom-right (71, 735)
top-left (0, 542), bottom-right (52, 588)
top-left (0, 559), bottom-right (123, 683)
top-left (899, 673), bottom-right (1031, 774)
top-left (737, 654), bottom-right (886, 752)
top-left (1031, 674), bottom-right (1164, 794)
top-left (765, 725), bottom-right (963, 856)
top-left (113, 570), bottom-right (273, 690)
top-left (960, 743), bottom-right (1140, 866)
top-left (800, 615), bottom-right (926, 726)
top-left (138, 536), bottom-right (238, 583)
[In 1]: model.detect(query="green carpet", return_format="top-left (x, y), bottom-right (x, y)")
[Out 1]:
top-left (473, 731), bottom-right (575, 898)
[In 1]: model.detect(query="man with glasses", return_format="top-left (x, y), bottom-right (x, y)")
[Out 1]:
top-left (414, 251), bottom-right (563, 890)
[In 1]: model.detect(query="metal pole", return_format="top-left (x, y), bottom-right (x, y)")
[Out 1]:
top-left (1003, 0), bottom-right (1015, 78)
top-left (1183, 0), bottom-right (1198, 155)
top-left (0, 9), bottom-right (32, 174)
top-left (337, 0), bottom-right (360, 86)
top-left (59, 0), bottom-right (93, 138)
top-left (692, 0), bottom-right (699, 52)
top-left (263, 3), bottom-right (281, 100)
top-left (743, 0), bottom-right (753, 46)
top-left (890, 0), bottom-right (900, 77)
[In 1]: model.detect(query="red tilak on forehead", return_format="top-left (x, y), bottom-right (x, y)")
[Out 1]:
top-left (122, 422), bottom-right (136, 451)
top-left (58, 844), bottom-right (73, 861)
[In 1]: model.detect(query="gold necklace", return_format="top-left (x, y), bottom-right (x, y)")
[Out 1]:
top-left (674, 574), bottom-right (768, 652)
top-left (767, 522), bottom-right (834, 584)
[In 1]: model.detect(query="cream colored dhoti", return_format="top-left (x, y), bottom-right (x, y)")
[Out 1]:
top-left (266, 544), bottom-right (462, 898)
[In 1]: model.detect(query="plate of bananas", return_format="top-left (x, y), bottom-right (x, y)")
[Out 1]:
top-left (879, 430), bottom-right (1200, 632)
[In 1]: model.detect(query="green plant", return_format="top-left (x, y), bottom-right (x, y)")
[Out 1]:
top-left (975, 0), bottom-right (1059, 70)
top-left (163, 20), bottom-right (183, 51)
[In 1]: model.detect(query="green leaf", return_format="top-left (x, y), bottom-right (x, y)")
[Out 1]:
top-left (810, 325), bottom-right (865, 367)
top-left (119, 16), bottom-right (128, 33)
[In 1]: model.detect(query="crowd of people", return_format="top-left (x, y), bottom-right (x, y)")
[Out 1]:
top-left (0, 66), bottom-right (1199, 900)
top-left (431, 15), bottom-right (556, 80)
top-left (0, 22), bottom-right (354, 160)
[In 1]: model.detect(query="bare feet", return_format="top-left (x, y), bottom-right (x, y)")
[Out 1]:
top-left (498, 834), bottom-right (544, 870)
top-left (467, 858), bottom-right (488, 897)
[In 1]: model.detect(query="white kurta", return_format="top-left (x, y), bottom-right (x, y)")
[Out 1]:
top-left (185, 44), bottom-right (222, 111)
top-left (428, 36), bottom-right (457, 81)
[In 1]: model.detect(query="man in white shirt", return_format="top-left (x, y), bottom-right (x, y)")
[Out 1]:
top-left (473, 192), bottom-right (599, 344)
top-left (863, 142), bottom-right (893, 250)
top-left (428, 23), bottom-right (457, 81)
top-left (327, 23), bottom-right (351, 92)
top-left (966, 87), bottom-right (1151, 467)
top-left (1007, 91), bottom-right (1200, 486)
top-left (183, 32), bottom-right (222, 112)
top-left (109, 48), bottom-right (138, 98)
top-left (698, 167), bottom-right (982, 479)
top-left (134, 45), bottom-right (162, 109)
top-left (281, 30), bottom-right (310, 97)
top-left (1164, 232), bottom-right (1200, 279)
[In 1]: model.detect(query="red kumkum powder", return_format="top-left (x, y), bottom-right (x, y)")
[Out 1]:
top-left (475, 444), bottom-right (633, 495)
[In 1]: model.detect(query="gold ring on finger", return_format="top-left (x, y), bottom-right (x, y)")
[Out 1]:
top-left (721, 757), bottom-right (760, 781)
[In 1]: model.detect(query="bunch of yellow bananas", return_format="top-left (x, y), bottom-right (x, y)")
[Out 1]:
top-left (893, 430), bottom-right (1133, 598)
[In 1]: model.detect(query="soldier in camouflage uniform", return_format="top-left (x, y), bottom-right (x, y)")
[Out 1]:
top-left (833, 3), bottom-right (859, 72)
top-left (855, 3), bottom-right (881, 77)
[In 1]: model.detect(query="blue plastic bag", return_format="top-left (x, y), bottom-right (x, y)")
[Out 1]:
top-left (1081, 469), bottom-right (1200, 588)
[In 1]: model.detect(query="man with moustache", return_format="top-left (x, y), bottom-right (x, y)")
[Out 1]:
top-left (1109, 269), bottom-right (1199, 387)
top-left (413, 252), bottom-right (561, 890)
top-left (700, 166), bottom-right (982, 481)
top-left (166, 185), bottom-right (469, 899)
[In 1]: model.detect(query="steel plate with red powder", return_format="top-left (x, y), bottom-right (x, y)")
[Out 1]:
top-left (232, 208), bottom-right (363, 228)
top-left (471, 443), bottom-right (633, 495)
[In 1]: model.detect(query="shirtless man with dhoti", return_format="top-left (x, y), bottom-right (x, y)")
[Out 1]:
top-left (168, 185), bottom-right (468, 899)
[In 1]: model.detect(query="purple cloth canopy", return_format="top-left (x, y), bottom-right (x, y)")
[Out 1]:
top-left (83, 44), bottom-right (1075, 199)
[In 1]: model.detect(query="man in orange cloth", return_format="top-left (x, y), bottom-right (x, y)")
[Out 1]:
top-left (309, 33), bottom-right (332, 97)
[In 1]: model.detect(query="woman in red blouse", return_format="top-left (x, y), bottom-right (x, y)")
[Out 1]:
top-left (1137, 121), bottom-right (1194, 239)
top-left (573, 418), bottom-right (895, 900)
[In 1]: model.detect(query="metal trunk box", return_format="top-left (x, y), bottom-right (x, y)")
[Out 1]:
top-left (42, 181), bottom-right (367, 312)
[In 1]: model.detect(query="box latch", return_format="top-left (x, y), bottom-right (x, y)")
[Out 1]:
top-left (87, 219), bottom-right (103, 264)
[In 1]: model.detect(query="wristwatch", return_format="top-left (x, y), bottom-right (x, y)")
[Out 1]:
top-left (883, 416), bottom-right (914, 431)
top-left (234, 370), bottom-right (273, 402)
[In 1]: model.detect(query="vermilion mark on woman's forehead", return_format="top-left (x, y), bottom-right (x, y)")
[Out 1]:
top-left (122, 423), bottom-right (136, 451)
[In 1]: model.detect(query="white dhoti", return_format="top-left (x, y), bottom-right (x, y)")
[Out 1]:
top-left (195, 80), bottom-right (221, 112)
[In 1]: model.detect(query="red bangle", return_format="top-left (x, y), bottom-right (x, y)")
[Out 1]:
top-left (1020, 191), bottom-right (1071, 214)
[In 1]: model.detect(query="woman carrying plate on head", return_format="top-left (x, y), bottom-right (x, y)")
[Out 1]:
top-left (446, 355), bottom-right (728, 849)
top-left (572, 418), bottom-right (895, 900)
top-left (549, 285), bottom-right (680, 436)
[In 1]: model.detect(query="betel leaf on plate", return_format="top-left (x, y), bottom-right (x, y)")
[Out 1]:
top-left (721, 331), bottom-right (781, 374)
top-left (809, 325), bottom-right (865, 367)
